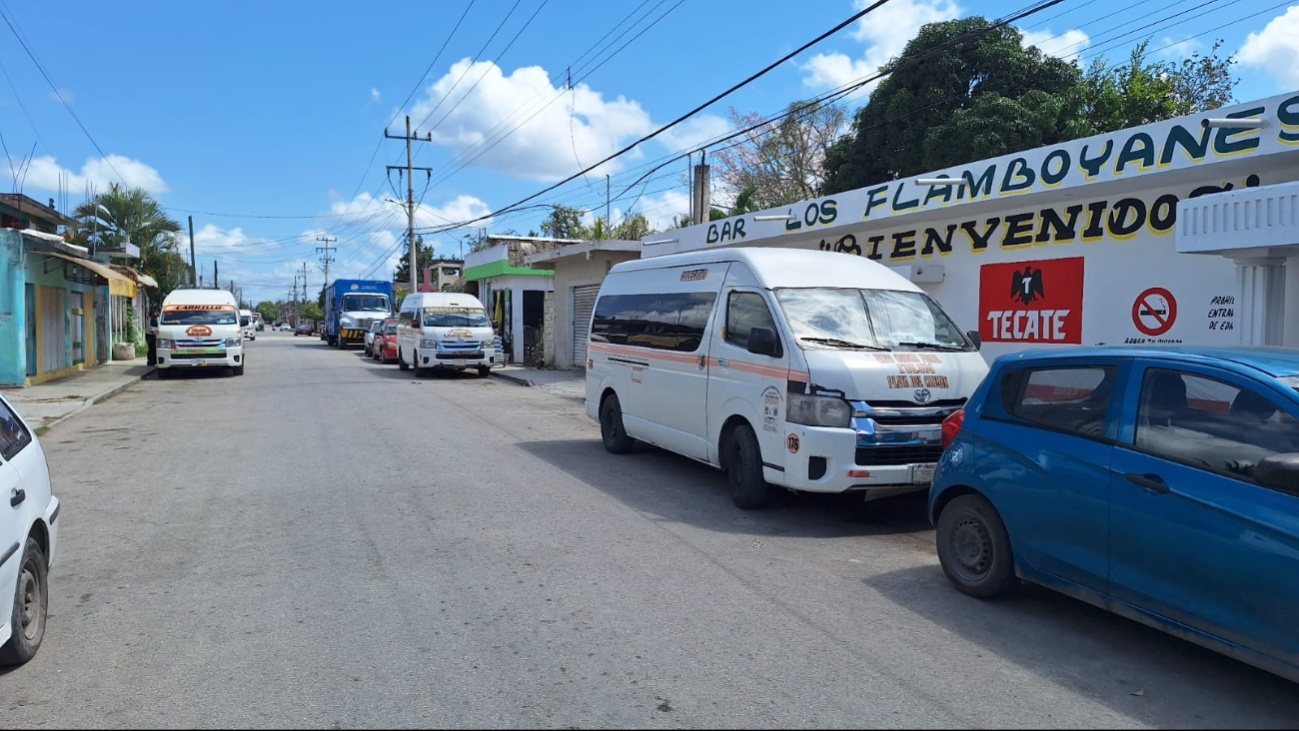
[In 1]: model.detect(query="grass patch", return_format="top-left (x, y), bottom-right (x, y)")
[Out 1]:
top-left (35, 426), bottom-right (49, 437)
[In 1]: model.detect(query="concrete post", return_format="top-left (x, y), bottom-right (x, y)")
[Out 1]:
top-left (1234, 257), bottom-right (1285, 346)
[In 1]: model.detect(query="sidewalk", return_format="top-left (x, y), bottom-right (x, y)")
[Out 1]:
top-left (492, 365), bottom-right (585, 402)
top-left (1, 360), bottom-right (154, 432)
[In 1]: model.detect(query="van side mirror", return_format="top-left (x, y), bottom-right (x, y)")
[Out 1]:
top-left (966, 330), bottom-right (982, 350)
top-left (1253, 453), bottom-right (1299, 496)
top-left (747, 327), bottom-right (779, 357)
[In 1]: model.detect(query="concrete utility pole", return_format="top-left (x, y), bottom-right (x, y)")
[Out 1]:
top-left (188, 216), bottom-right (197, 286)
top-left (692, 153), bottom-right (711, 226)
top-left (214, 261), bottom-right (219, 291)
top-left (301, 262), bottom-right (309, 307)
top-left (385, 116), bottom-right (434, 296)
top-left (316, 236), bottom-right (336, 292)
top-left (606, 175), bottom-right (611, 240)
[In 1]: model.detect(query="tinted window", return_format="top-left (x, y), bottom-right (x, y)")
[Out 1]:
top-left (0, 398), bottom-right (32, 462)
top-left (726, 292), bottom-right (779, 352)
top-left (1003, 366), bottom-right (1117, 438)
top-left (591, 292), bottom-right (716, 352)
top-left (1135, 368), bottom-right (1299, 482)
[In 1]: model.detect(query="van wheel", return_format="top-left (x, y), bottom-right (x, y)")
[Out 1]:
top-left (413, 350), bottom-right (426, 377)
top-left (477, 366), bottom-right (491, 378)
top-left (398, 348), bottom-right (409, 371)
top-left (727, 424), bottom-right (771, 509)
top-left (232, 364), bottom-right (245, 376)
top-left (156, 369), bottom-right (171, 380)
top-left (0, 537), bottom-right (48, 665)
top-left (936, 494), bottom-right (1016, 599)
top-left (599, 394), bottom-right (636, 454)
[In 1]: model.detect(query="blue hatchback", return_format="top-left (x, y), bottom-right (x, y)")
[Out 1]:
top-left (930, 346), bottom-right (1299, 682)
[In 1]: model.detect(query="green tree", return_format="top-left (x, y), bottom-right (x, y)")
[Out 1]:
top-left (71, 184), bottom-right (184, 306)
top-left (299, 301), bottom-right (322, 322)
top-left (1075, 40), bottom-right (1237, 135)
top-left (392, 235), bottom-right (435, 283)
top-left (713, 101), bottom-right (846, 210)
top-left (255, 300), bottom-right (278, 322)
top-left (539, 205), bottom-right (591, 239)
top-left (612, 212), bottom-right (655, 240)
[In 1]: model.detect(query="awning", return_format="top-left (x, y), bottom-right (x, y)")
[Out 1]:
top-left (45, 252), bottom-right (137, 298)
top-left (109, 264), bottom-right (159, 289)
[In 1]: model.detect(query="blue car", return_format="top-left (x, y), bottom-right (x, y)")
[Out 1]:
top-left (930, 346), bottom-right (1299, 682)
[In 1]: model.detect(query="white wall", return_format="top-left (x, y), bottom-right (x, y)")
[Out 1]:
top-left (481, 273), bottom-right (553, 364)
top-left (549, 252), bottom-right (640, 369)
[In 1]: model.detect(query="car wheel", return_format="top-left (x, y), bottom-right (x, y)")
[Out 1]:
top-left (477, 366), bottom-right (491, 378)
top-left (936, 494), bottom-right (1017, 599)
top-left (398, 348), bottom-right (409, 371)
top-left (0, 537), bottom-right (48, 666)
top-left (726, 424), bottom-right (771, 509)
top-left (599, 393), bottom-right (636, 454)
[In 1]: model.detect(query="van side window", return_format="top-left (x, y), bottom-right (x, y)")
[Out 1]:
top-left (591, 293), bottom-right (716, 353)
top-left (1002, 366), bottom-right (1117, 438)
top-left (1135, 369), bottom-right (1299, 485)
top-left (726, 292), bottom-right (779, 353)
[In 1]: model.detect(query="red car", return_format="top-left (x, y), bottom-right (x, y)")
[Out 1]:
top-left (370, 318), bottom-right (399, 363)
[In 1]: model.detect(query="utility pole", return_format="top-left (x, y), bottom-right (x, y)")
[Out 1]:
top-left (301, 262), bottom-right (309, 308)
top-left (386, 116), bottom-right (434, 296)
top-left (188, 216), bottom-right (197, 286)
top-left (213, 260), bottom-right (219, 291)
top-left (606, 174), bottom-right (611, 240)
top-left (692, 152), bottom-right (712, 226)
top-left (316, 236), bottom-right (336, 292)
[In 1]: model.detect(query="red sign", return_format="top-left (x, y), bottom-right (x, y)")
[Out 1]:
top-left (186, 325), bottom-right (213, 337)
top-left (1132, 288), bottom-right (1177, 336)
top-left (979, 257), bottom-right (1084, 344)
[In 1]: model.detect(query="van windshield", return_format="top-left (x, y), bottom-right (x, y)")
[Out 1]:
top-left (422, 307), bottom-right (490, 328)
top-left (240, 316), bottom-right (251, 326)
top-left (774, 288), bottom-right (971, 352)
top-left (162, 306), bottom-right (238, 326)
top-left (341, 294), bottom-right (390, 312)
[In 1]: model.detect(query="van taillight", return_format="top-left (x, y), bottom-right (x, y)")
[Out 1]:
top-left (941, 409), bottom-right (965, 450)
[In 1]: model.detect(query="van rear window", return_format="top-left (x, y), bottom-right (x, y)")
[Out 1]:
top-left (591, 292), bottom-right (716, 353)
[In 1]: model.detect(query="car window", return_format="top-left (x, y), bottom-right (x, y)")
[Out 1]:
top-left (1135, 368), bottom-right (1299, 484)
top-left (1002, 366), bottom-right (1117, 438)
top-left (0, 398), bottom-right (33, 462)
top-left (725, 292), bottom-right (779, 352)
top-left (590, 292), bottom-right (716, 353)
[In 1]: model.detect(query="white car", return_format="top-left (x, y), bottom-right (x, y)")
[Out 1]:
top-left (364, 320), bottom-right (383, 357)
top-left (0, 393), bottom-right (58, 665)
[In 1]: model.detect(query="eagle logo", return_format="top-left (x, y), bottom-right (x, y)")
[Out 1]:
top-left (1011, 266), bottom-right (1045, 305)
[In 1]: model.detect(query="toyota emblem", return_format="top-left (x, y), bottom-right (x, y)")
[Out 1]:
top-left (914, 388), bottom-right (932, 404)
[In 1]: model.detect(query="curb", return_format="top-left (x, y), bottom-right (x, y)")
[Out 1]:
top-left (42, 368), bottom-right (154, 432)
top-left (491, 370), bottom-right (537, 387)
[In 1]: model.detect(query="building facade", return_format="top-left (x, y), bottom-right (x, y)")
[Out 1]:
top-left (524, 240), bottom-right (641, 369)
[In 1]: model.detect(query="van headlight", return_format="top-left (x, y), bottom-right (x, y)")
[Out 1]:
top-left (225, 337), bottom-right (242, 347)
top-left (420, 338), bottom-right (439, 349)
top-left (158, 339), bottom-right (174, 349)
top-left (481, 340), bottom-right (494, 349)
top-left (787, 394), bottom-right (852, 428)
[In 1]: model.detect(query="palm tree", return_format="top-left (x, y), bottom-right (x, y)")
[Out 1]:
top-left (72, 184), bottom-right (183, 302)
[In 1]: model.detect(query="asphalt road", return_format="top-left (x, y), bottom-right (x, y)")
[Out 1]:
top-left (4, 332), bottom-right (1297, 729)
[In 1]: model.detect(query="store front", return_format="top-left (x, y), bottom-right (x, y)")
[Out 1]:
top-left (647, 90), bottom-right (1299, 362)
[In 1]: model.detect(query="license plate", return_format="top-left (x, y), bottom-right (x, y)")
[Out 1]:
top-left (454, 359), bottom-right (467, 367)
top-left (911, 463), bottom-right (936, 484)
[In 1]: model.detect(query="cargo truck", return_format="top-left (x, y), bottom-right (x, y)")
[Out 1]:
top-left (325, 279), bottom-right (394, 348)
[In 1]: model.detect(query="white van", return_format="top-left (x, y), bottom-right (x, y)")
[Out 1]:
top-left (396, 292), bottom-right (497, 377)
top-left (585, 248), bottom-right (990, 508)
top-left (239, 309), bottom-right (256, 341)
top-left (156, 289), bottom-right (246, 378)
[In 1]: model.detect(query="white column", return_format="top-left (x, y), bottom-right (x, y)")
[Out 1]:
top-left (1286, 257), bottom-right (1299, 348)
top-left (512, 286), bottom-right (524, 364)
top-left (1234, 257), bottom-right (1285, 346)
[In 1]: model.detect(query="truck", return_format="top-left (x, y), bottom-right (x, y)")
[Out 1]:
top-left (324, 279), bottom-right (394, 348)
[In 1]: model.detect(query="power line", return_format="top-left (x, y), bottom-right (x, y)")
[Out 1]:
top-left (0, 5), bottom-right (124, 184)
top-left (411, 0), bottom-right (525, 133)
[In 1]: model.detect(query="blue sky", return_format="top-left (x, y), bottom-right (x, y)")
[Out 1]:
top-left (2, 0), bottom-right (1297, 302)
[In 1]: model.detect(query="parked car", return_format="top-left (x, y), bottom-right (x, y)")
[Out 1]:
top-left (364, 320), bottom-right (384, 357)
top-left (278, 323), bottom-right (292, 332)
top-left (371, 318), bottom-right (399, 363)
top-left (0, 393), bottom-right (59, 665)
top-left (930, 346), bottom-right (1299, 683)
top-left (294, 323), bottom-right (313, 337)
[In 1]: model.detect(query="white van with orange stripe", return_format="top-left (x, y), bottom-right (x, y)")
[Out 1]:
top-left (586, 247), bottom-right (989, 508)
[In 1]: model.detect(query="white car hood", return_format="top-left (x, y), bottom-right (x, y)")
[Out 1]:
top-left (801, 348), bottom-right (989, 404)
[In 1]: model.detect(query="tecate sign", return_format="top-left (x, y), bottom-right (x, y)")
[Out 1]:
top-left (980, 257), bottom-right (1084, 344)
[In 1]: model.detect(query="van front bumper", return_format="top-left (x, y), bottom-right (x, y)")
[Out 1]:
top-left (769, 424), bottom-right (938, 497)
top-left (158, 348), bottom-right (243, 368)
top-left (417, 350), bottom-right (498, 368)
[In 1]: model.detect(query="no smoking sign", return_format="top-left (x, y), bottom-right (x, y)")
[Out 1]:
top-left (1133, 288), bottom-right (1178, 336)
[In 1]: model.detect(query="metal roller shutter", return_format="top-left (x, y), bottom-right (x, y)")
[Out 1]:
top-left (572, 284), bottom-right (600, 367)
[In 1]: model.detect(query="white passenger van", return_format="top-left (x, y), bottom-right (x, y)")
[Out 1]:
top-left (396, 292), bottom-right (497, 378)
top-left (239, 309), bottom-right (256, 341)
top-left (156, 289), bottom-right (245, 378)
top-left (585, 248), bottom-right (990, 508)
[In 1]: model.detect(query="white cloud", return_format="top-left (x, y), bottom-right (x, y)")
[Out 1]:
top-left (659, 114), bottom-right (731, 153)
top-left (370, 87), bottom-right (381, 102)
top-left (1239, 6), bottom-right (1299, 89)
top-left (803, 0), bottom-right (961, 90)
top-left (637, 189), bottom-right (691, 233)
top-left (1020, 28), bottom-right (1090, 61)
top-left (408, 59), bottom-right (655, 181)
top-left (1155, 35), bottom-right (1202, 59)
top-left (13, 154), bottom-right (169, 195)
top-left (326, 191), bottom-right (492, 233)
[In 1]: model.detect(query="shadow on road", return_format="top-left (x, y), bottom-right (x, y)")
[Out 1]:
top-left (518, 438), bottom-right (933, 540)
top-left (863, 564), bottom-right (1299, 727)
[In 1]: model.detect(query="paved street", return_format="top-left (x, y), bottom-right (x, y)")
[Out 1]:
top-left (3, 331), bottom-right (1298, 729)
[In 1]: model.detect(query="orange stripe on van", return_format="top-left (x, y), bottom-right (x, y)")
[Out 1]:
top-left (590, 342), bottom-right (811, 381)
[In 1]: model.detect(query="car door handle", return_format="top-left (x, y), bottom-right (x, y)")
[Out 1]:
top-left (1125, 473), bottom-right (1169, 494)
top-left (10, 489), bottom-right (25, 507)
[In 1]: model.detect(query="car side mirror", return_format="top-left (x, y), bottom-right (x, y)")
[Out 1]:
top-left (966, 330), bottom-right (982, 350)
top-left (747, 327), bottom-right (779, 357)
top-left (1253, 453), bottom-right (1299, 495)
